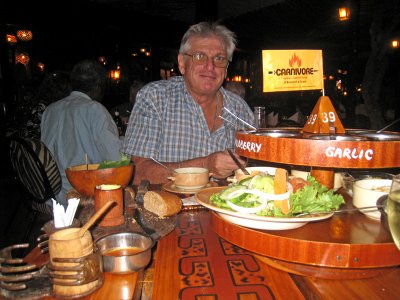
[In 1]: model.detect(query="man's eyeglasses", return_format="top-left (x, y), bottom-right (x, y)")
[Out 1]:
top-left (184, 52), bottom-right (230, 68)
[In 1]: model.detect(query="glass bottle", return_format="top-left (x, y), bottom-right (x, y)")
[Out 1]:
top-left (253, 106), bottom-right (266, 128)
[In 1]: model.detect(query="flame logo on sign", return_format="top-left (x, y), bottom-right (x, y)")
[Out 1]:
top-left (289, 53), bottom-right (302, 67)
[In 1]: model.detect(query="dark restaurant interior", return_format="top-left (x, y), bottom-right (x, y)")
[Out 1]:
top-left (1, 0), bottom-right (400, 258)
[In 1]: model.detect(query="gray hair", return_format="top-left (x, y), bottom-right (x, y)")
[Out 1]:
top-left (70, 59), bottom-right (107, 93)
top-left (179, 21), bottom-right (237, 61)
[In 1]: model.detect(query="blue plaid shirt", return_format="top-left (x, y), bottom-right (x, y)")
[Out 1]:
top-left (123, 76), bottom-right (254, 162)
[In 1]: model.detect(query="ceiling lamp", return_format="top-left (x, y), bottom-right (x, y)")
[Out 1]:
top-left (6, 34), bottom-right (17, 44)
top-left (37, 62), bottom-right (45, 72)
top-left (338, 7), bottom-right (350, 21)
top-left (98, 56), bottom-right (107, 65)
top-left (110, 69), bottom-right (120, 80)
top-left (232, 75), bottom-right (242, 82)
top-left (16, 29), bottom-right (33, 41)
top-left (391, 39), bottom-right (399, 48)
top-left (15, 53), bottom-right (30, 65)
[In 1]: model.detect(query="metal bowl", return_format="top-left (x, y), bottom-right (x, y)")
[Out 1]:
top-left (345, 129), bottom-right (400, 141)
top-left (95, 232), bottom-right (154, 274)
top-left (307, 134), bottom-right (368, 141)
top-left (354, 132), bottom-right (400, 141)
top-left (253, 128), bottom-right (303, 138)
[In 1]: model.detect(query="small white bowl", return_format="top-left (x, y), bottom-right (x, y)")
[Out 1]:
top-left (352, 178), bottom-right (392, 220)
top-left (342, 171), bottom-right (393, 196)
top-left (168, 167), bottom-right (211, 190)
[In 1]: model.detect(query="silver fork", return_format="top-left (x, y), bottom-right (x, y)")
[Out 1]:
top-left (294, 205), bottom-right (383, 217)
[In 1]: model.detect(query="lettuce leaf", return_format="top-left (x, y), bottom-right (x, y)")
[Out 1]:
top-left (289, 175), bottom-right (345, 214)
top-left (98, 153), bottom-right (131, 169)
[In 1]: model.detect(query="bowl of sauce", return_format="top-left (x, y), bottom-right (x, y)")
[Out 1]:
top-left (95, 232), bottom-right (154, 274)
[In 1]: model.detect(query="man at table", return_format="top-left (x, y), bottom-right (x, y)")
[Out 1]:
top-left (123, 21), bottom-right (254, 184)
top-left (41, 59), bottom-right (122, 206)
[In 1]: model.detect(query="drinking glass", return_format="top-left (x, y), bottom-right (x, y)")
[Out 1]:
top-left (253, 106), bottom-right (266, 128)
top-left (387, 174), bottom-right (400, 250)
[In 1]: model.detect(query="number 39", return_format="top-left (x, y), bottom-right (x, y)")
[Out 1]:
top-left (307, 114), bottom-right (318, 125)
top-left (321, 112), bottom-right (336, 123)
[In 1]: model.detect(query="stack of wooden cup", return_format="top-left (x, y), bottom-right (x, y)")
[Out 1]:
top-left (48, 228), bottom-right (103, 298)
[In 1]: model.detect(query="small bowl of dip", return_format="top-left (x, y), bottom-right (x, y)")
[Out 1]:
top-left (95, 232), bottom-right (154, 274)
top-left (353, 178), bottom-right (392, 221)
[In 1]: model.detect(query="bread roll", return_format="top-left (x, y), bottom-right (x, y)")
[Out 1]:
top-left (143, 191), bottom-right (182, 217)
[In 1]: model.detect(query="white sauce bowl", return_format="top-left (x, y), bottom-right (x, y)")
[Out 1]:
top-left (352, 178), bottom-right (392, 220)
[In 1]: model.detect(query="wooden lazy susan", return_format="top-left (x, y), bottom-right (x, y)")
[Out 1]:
top-left (213, 96), bottom-right (400, 279)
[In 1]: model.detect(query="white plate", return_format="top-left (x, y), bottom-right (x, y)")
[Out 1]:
top-left (195, 187), bottom-right (334, 230)
top-left (162, 181), bottom-right (218, 195)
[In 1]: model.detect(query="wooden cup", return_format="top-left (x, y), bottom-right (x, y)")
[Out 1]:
top-left (48, 228), bottom-right (102, 297)
top-left (94, 184), bottom-right (125, 227)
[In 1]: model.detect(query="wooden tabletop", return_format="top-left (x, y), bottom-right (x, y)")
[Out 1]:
top-left (152, 209), bottom-right (400, 299)
top-left (4, 188), bottom-right (400, 299)
top-left (207, 187), bottom-right (400, 278)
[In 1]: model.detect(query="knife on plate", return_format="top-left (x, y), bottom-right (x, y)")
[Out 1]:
top-left (133, 180), bottom-right (161, 241)
top-left (135, 179), bottom-right (150, 204)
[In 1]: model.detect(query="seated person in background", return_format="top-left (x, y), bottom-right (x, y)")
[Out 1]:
top-left (111, 79), bottom-right (145, 127)
top-left (123, 21), bottom-right (254, 185)
top-left (224, 81), bottom-right (246, 99)
top-left (41, 59), bottom-right (122, 206)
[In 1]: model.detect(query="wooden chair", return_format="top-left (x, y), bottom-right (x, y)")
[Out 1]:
top-left (8, 136), bottom-right (61, 243)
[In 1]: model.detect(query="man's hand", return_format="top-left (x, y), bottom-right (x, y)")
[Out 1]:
top-left (206, 150), bottom-right (247, 179)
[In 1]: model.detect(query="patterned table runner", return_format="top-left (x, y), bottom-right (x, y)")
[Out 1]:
top-left (152, 210), bottom-right (304, 299)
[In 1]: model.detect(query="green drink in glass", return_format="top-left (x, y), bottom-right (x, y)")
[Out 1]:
top-left (388, 174), bottom-right (400, 250)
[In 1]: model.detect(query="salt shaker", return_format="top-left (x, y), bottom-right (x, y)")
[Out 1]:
top-left (253, 106), bottom-right (266, 128)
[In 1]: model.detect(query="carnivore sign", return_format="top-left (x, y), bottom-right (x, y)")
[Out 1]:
top-left (262, 50), bottom-right (324, 92)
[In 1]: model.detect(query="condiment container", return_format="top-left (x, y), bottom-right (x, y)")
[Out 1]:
top-left (168, 167), bottom-right (211, 190)
top-left (96, 232), bottom-right (154, 274)
top-left (94, 184), bottom-right (125, 227)
top-left (353, 178), bottom-right (392, 220)
top-left (48, 228), bottom-right (102, 297)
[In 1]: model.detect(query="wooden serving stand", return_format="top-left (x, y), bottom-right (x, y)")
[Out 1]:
top-left (220, 96), bottom-right (400, 279)
top-left (211, 196), bottom-right (400, 279)
top-left (236, 96), bottom-right (400, 188)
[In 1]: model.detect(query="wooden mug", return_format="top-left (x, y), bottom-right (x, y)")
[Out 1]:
top-left (94, 184), bottom-right (125, 227)
top-left (48, 228), bottom-right (102, 297)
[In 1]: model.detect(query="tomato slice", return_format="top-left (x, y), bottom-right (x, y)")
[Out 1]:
top-left (289, 177), bottom-right (311, 193)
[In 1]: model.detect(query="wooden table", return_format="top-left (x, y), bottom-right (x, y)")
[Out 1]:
top-left (151, 209), bottom-right (400, 299)
top-left (208, 187), bottom-right (400, 279)
top-left (5, 191), bottom-right (400, 299)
